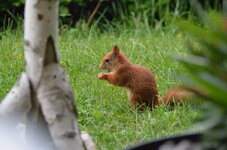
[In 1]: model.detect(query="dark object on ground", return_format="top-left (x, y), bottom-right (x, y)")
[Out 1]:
top-left (126, 133), bottom-right (202, 150)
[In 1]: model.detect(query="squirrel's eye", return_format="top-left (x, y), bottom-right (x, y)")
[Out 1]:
top-left (105, 58), bottom-right (110, 62)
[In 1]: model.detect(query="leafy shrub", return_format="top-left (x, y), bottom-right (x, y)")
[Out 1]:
top-left (178, 6), bottom-right (227, 149)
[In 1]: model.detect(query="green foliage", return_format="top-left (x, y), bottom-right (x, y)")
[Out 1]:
top-left (0, 0), bottom-right (222, 29)
top-left (177, 10), bottom-right (227, 150)
top-left (0, 0), bottom-right (24, 11)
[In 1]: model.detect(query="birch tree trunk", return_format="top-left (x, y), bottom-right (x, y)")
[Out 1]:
top-left (24, 0), bottom-right (85, 149)
top-left (0, 0), bottom-right (95, 149)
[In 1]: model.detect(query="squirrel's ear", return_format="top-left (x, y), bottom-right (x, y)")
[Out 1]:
top-left (112, 45), bottom-right (120, 56)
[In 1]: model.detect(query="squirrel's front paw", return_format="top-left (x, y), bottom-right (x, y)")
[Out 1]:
top-left (98, 72), bottom-right (106, 79)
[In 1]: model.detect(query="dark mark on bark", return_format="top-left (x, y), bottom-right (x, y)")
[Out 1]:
top-left (37, 14), bottom-right (43, 20)
top-left (48, 6), bottom-right (52, 10)
top-left (56, 114), bottom-right (63, 121)
top-left (62, 78), bottom-right (65, 82)
top-left (24, 40), bottom-right (30, 46)
top-left (68, 91), bottom-right (73, 97)
top-left (34, 47), bottom-right (39, 53)
top-left (53, 75), bottom-right (57, 79)
top-left (64, 131), bottom-right (75, 138)
top-left (43, 36), bottom-right (58, 67)
top-left (64, 94), bottom-right (70, 99)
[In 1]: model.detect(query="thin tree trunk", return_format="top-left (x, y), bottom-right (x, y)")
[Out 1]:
top-left (23, 0), bottom-right (60, 148)
top-left (24, 0), bottom-right (85, 149)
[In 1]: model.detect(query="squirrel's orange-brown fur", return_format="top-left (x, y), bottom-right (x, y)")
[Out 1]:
top-left (98, 45), bottom-right (197, 110)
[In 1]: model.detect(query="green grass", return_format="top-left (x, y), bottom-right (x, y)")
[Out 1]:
top-left (0, 25), bottom-right (200, 150)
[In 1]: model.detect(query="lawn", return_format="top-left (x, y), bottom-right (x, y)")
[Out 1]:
top-left (0, 25), bottom-right (200, 150)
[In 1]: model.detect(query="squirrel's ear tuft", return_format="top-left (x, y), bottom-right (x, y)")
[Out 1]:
top-left (112, 45), bottom-right (120, 57)
top-left (113, 45), bottom-right (120, 54)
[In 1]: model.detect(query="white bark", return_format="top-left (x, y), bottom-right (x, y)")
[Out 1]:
top-left (24, 0), bottom-right (86, 149)
top-left (37, 63), bottom-right (84, 150)
top-left (0, 73), bottom-right (31, 125)
top-left (24, 0), bottom-right (58, 88)
top-left (0, 73), bottom-right (31, 150)
top-left (23, 1), bottom-right (59, 148)
top-left (81, 131), bottom-right (97, 150)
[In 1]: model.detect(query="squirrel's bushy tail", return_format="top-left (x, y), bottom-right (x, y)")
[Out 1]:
top-left (157, 86), bottom-right (202, 106)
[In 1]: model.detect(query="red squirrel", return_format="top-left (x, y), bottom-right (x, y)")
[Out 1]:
top-left (98, 45), bottom-right (196, 110)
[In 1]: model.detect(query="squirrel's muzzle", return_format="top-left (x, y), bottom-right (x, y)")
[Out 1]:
top-left (99, 64), bottom-right (103, 69)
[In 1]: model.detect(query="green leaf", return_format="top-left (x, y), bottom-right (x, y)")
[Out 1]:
top-left (189, 71), bottom-right (227, 108)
